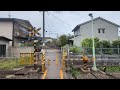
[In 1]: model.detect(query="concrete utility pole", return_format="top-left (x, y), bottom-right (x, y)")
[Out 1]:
top-left (8, 11), bottom-right (11, 18)
top-left (43, 11), bottom-right (45, 46)
top-left (89, 13), bottom-right (98, 71)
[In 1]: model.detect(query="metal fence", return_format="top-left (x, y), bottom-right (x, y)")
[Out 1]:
top-left (68, 46), bottom-right (120, 55)
top-left (85, 48), bottom-right (120, 55)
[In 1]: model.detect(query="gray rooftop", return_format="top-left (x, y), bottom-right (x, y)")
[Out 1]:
top-left (0, 36), bottom-right (12, 41)
top-left (0, 18), bottom-right (33, 29)
top-left (72, 17), bottom-right (120, 32)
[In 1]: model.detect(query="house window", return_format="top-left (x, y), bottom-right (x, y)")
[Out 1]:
top-left (98, 29), bottom-right (101, 33)
top-left (102, 28), bottom-right (105, 33)
top-left (98, 28), bottom-right (105, 33)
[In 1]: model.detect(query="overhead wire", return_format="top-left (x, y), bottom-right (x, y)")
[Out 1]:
top-left (48, 12), bottom-right (73, 29)
top-left (38, 11), bottom-right (73, 37)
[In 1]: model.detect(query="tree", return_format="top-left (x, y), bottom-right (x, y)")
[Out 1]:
top-left (111, 40), bottom-right (120, 54)
top-left (99, 40), bottom-right (111, 48)
top-left (59, 35), bottom-right (68, 47)
top-left (112, 40), bottom-right (120, 48)
top-left (58, 34), bottom-right (74, 47)
top-left (67, 34), bottom-right (74, 39)
top-left (69, 46), bottom-right (80, 54)
top-left (81, 38), bottom-right (100, 54)
top-left (99, 40), bottom-right (112, 54)
top-left (81, 38), bottom-right (100, 48)
top-left (52, 39), bottom-right (61, 47)
top-left (81, 38), bottom-right (92, 48)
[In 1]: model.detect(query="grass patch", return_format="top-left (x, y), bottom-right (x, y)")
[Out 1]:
top-left (71, 68), bottom-right (80, 76)
top-left (98, 66), bottom-right (120, 72)
top-left (0, 57), bottom-right (31, 70)
top-left (106, 66), bottom-right (120, 72)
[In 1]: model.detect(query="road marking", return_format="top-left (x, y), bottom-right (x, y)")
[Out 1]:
top-left (42, 70), bottom-right (48, 79)
top-left (60, 70), bottom-right (63, 79)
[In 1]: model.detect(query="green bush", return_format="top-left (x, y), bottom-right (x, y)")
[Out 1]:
top-left (81, 38), bottom-right (114, 55)
top-left (106, 66), bottom-right (120, 72)
top-left (69, 46), bottom-right (80, 54)
top-left (112, 40), bottom-right (120, 48)
top-left (81, 38), bottom-right (100, 48)
top-left (71, 68), bottom-right (80, 76)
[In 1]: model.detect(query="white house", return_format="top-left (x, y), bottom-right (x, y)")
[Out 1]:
top-left (0, 18), bottom-right (33, 47)
top-left (0, 18), bottom-right (33, 57)
top-left (72, 17), bottom-right (120, 46)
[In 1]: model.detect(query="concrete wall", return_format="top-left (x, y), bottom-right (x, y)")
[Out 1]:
top-left (9, 46), bottom-right (34, 57)
top-left (73, 19), bottom-right (119, 46)
top-left (0, 40), bottom-right (9, 57)
top-left (14, 38), bottom-right (22, 47)
top-left (0, 21), bottom-right (13, 46)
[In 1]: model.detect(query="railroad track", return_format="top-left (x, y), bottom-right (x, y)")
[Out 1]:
top-left (67, 61), bottom-right (120, 79)
top-left (69, 64), bottom-right (98, 79)
top-left (105, 73), bottom-right (118, 79)
top-left (90, 69), bottom-right (118, 79)
top-left (67, 63), bottom-right (78, 79)
top-left (90, 72), bottom-right (99, 79)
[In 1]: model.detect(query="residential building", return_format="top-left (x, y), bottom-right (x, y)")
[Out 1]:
top-left (0, 36), bottom-right (12, 57)
top-left (0, 18), bottom-right (33, 47)
top-left (72, 17), bottom-right (120, 46)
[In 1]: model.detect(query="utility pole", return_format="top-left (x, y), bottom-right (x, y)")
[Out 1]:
top-left (89, 13), bottom-right (98, 71)
top-left (8, 11), bottom-right (11, 18)
top-left (57, 33), bottom-right (59, 39)
top-left (43, 11), bottom-right (45, 46)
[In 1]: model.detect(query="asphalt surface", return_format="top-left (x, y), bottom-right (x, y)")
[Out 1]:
top-left (43, 49), bottom-right (62, 79)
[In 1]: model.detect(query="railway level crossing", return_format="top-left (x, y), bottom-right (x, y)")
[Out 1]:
top-left (18, 47), bottom-right (91, 79)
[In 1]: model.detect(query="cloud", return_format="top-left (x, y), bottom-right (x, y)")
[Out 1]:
top-left (0, 11), bottom-right (120, 38)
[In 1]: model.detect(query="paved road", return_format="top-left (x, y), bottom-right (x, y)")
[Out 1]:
top-left (44, 49), bottom-right (62, 79)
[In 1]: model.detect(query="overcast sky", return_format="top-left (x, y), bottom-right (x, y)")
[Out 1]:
top-left (0, 11), bottom-right (120, 38)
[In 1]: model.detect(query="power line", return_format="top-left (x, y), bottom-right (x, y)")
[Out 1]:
top-left (39, 11), bottom-right (55, 30)
top-left (48, 12), bottom-right (71, 26)
top-left (39, 11), bottom-right (59, 38)
top-left (39, 11), bottom-right (71, 38)
top-left (47, 12), bottom-right (73, 35)
top-left (43, 11), bottom-right (72, 31)
top-left (46, 12), bottom-right (58, 28)
top-left (46, 12), bottom-right (55, 28)
top-left (48, 12), bottom-right (73, 29)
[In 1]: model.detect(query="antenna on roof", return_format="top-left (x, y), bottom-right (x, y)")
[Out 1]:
top-left (8, 11), bottom-right (11, 18)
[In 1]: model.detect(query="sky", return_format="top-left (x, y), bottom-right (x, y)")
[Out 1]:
top-left (0, 11), bottom-right (120, 38)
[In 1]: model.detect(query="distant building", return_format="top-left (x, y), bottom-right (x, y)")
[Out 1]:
top-left (72, 17), bottom-right (120, 46)
top-left (0, 18), bottom-right (33, 47)
top-left (45, 37), bottom-right (55, 42)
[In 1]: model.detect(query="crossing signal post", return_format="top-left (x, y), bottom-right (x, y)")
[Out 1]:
top-left (28, 27), bottom-right (41, 70)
